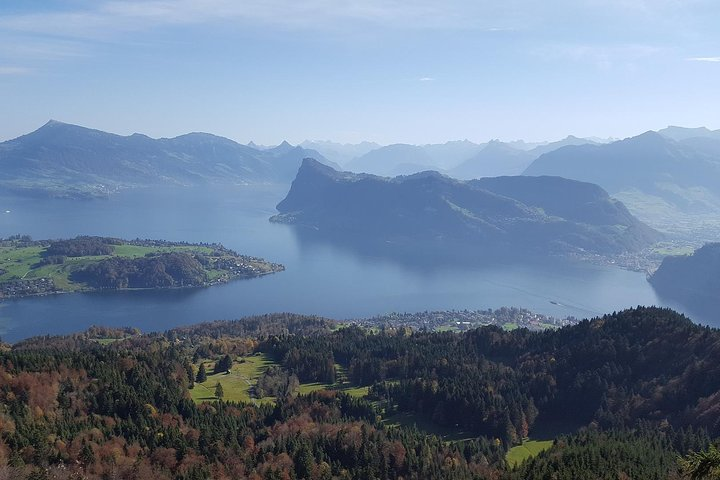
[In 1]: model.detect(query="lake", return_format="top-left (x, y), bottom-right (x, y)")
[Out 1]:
top-left (0, 185), bottom-right (703, 342)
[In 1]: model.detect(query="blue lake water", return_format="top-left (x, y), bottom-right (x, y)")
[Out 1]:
top-left (0, 185), bottom-right (704, 342)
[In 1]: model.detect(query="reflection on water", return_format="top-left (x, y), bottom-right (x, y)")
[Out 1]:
top-left (0, 185), bottom-right (705, 342)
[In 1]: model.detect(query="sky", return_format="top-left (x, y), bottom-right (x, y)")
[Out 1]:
top-left (0, 0), bottom-right (719, 145)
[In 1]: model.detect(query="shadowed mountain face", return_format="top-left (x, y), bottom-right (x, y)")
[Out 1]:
top-left (272, 159), bottom-right (661, 258)
top-left (650, 243), bottom-right (720, 316)
top-left (523, 132), bottom-right (720, 235)
top-left (0, 121), bottom-right (334, 197)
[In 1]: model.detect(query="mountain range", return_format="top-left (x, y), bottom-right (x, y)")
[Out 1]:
top-left (272, 159), bottom-right (661, 257)
top-left (0, 120), bottom-right (336, 197)
top-left (524, 130), bottom-right (720, 236)
top-left (340, 136), bottom-right (603, 178)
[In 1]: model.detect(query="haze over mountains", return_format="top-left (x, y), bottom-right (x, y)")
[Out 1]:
top-left (525, 127), bottom-right (720, 236)
top-left (272, 159), bottom-right (661, 258)
top-left (2, 121), bottom-right (719, 240)
top-left (0, 120), bottom-right (335, 197)
top-left (339, 136), bottom-right (605, 179)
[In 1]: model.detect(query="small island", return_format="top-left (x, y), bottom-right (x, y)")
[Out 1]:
top-left (0, 235), bottom-right (283, 299)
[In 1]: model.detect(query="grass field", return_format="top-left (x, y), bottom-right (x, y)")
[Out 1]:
top-left (0, 240), bottom-right (234, 293)
top-left (190, 353), bottom-right (277, 404)
top-left (652, 245), bottom-right (695, 256)
top-left (383, 412), bottom-right (476, 442)
top-left (503, 322), bottom-right (519, 331)
top-left (295, 364), bottom-right (370, 398)
top-left (0, 246), bottom-right (45, 282)
top-left (506, 439), bottom-right (554, 468)
top-left (191, 355), bottom-right (370, 404)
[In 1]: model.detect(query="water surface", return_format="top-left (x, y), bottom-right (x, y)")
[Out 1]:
top-left (0, 186), bottom-right (700, 342)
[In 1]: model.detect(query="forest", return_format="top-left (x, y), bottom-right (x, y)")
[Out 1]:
top-left (0, 308), bottom-right (718, 479)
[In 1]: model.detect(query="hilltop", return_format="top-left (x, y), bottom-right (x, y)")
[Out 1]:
top-left (272, 159), bottom-right (661, 258)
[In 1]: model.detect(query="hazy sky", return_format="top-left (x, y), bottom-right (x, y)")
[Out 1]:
top-left (1, 0), bottom-right (719, 145)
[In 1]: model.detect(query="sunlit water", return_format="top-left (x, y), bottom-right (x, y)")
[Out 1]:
top-left (0, 185), bottom-right (706, 342)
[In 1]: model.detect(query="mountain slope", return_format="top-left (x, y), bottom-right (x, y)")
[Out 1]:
top-left (658, 125), bottom-right (720, 142)
top-left (450, 136), bottom-right (598, 180)
top-left (649, 243), bottom-right (720, 314)
top-left (273, 159), bottom-right (661, 256)
top-left (300, 140), bottom-right (381, 165)
top-left (0, 121), bottom-right (332, 197)
top-left (345, 143), bottom-right (437, 176)
top-left (451, 140), bottom-right (535, 179)
top-left (345, 140), bottom-right (487, 175)
top-left (523, 132), bottom-right (720, 233)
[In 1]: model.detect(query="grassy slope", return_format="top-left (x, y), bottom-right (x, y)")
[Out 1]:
top-left (0, 243), bottom-right (236, 291)
top-left (382, 411), bottom-right (477, 442)
top-left (191, 357), bottom-right (370, 404)
top-left (506, 439), bottom-right (554, 468)
top-left (190, 353), bottom-right (277, 404)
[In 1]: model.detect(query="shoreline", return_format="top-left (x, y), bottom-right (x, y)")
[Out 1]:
top-left (0, 265), bottom-right (284, 302)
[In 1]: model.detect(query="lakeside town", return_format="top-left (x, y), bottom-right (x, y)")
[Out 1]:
top-left (352, 306), bottom-right (578, 332)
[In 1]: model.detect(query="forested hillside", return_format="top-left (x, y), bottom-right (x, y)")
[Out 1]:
top-left (0, 308), bottom-right (718, 479)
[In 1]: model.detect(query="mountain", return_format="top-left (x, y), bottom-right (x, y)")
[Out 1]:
top-left (523, 131), bottom-right (720, 234)
top-left (300, 140), bottom-right (381, 165)
top-left (449, 136), bottom-right (598, 180)
top-left (420, 140), bottom-right (486, 169)
top-left (649, 243), bottom-right (720, 314)
top-left (272, 159), bottom-right (661, 257)
top-left (524, 131), bottom-right (720, 194)
top-left (345, 143), bottom-right (437, 176)
top-left (0, 121), bottom-right (333, 197)
top-left (450, 140), bottom-right (535, 179)
top-left (345, 140), bottom-right (486, 175)
top-left (658, 125), bottom-right (720, 142)
top-left (529, 135), bottom-right (599, 156)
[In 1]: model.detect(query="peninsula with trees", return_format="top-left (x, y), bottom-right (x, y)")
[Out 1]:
top-left (0, 235), bottom-right (283, 299)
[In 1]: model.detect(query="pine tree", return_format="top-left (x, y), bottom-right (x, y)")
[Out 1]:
top-left (680, 445), bottom-right (720, 480)
top-left (196, 363), bottom-right (207, 383)
top-left (214, 354), bottom-right (232, 374)
top-left (215, 382), bottom-right (224, 399)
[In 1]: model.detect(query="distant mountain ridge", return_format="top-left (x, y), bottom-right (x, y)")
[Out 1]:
top-left (345, 136), bottom-right (602, 179)
top-left (658, 125), bottom-right (720, 142)
top-left (523, 131), bottom-right (720, 236)
top-left (0, 120), bottom-right (335, 197)
top-left (300, 140), bottom-right (381, 165)
top-left (272, 159), bottom-right (661, 257)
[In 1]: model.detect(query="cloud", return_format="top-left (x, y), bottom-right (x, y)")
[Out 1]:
top-left (419, 77), bottom-right (435, 82)
top-left (0, 66), bottom-right (31, 75)
top-left (0, 0), bottom-right (521, 40)
top-left (687, 56), bottom-right (720, 62)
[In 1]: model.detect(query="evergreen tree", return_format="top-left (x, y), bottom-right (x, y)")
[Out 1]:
top-left (215, 381), bottom-right (224, 399)
top-left (680, 445), bottom-right (720, 480)
top-left (196, 363), bottom-right (207, 383)
top-left (214, 354), bottom-right (232, 374)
